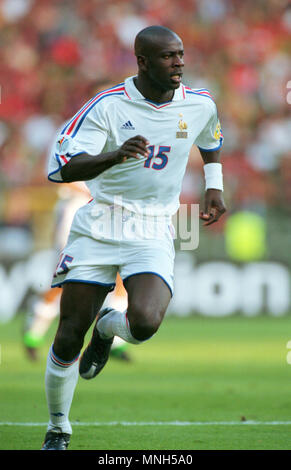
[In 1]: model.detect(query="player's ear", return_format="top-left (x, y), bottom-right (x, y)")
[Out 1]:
top-left (136, 55), bottom-right (148, 71)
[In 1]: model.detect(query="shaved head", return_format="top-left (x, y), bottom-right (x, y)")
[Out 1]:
top-left (134, 25), bottom-right (181, 57)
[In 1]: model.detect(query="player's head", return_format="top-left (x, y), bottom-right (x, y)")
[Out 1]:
top-left (134, 25), bottom-right (184, 92)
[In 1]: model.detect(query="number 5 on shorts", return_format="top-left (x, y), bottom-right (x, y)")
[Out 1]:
top-left (54, 254), bottom-right (73, 277)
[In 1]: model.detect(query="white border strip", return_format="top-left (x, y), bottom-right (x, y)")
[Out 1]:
top-left (1, 421), bottom-right (291, 427)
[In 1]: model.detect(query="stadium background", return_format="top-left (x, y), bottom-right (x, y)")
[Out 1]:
top-left (1, 0), bottom-right (291, 452)
top-left (0, 0), bottom-right (290, 320)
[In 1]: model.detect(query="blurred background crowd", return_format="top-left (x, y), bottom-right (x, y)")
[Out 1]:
top-left (0, 0), bottom-right (290, 266)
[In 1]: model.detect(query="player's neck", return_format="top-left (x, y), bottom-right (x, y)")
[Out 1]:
top-left (133, 76), bottom-right (174, 104)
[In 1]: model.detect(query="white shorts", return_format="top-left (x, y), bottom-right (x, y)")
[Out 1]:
top-left (51, 203), bottom-right (175, 296)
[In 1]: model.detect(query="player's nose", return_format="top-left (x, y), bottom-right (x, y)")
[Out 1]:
top-left (173, 55), bottom-right (184, 68)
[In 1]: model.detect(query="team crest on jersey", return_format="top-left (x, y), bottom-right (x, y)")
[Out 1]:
top-left (56, 136), bottom-right (71, 154)
top-left (176, 113), bottom-right (188, 138)
top-left (214, 121), bottom-right (222, 140)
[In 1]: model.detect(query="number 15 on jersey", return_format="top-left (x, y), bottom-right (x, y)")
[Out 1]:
top-left (144, 145), bottom-right (171, 171)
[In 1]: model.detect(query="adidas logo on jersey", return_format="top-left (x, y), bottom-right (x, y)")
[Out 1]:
top-left (121, 120), bottom-right (135, 130)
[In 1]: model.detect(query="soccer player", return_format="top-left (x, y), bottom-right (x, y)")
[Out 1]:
top-left (42, 25), bottom-right (226, 450)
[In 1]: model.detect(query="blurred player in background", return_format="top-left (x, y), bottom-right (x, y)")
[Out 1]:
top-left (23, 182), bottom-right (131, 362)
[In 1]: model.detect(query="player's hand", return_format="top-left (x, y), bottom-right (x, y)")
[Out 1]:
top-left (116, 135), bottom-right (150, 162)
top-left (199, 189), bottom-right (226, 226)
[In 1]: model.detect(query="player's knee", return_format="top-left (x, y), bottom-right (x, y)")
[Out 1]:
top-left (128, 304), bottom-right (164, 341)
top-left (55, 319), bottom-right (86, 358)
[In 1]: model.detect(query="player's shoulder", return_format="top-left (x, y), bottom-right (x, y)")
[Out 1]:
top-left (183, 85), bottom-right (217, 107)
top-left (89, 82), bottom-right (128, 110)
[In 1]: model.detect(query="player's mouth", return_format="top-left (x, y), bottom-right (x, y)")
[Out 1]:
top-left (170, 73), bottom-right (183, 84)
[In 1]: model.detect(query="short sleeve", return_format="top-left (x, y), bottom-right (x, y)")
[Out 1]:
top-left (48, 101), bottom-right (108, 182)
top-left (195, 102), bottom-right (224, 152)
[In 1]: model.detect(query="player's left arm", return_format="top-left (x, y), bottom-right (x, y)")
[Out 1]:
top-left (199, 148), bottom-right (226, 226)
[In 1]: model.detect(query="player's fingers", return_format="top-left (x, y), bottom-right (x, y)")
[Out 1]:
top-left (199, 210), bottom-right (210, 220)
top-left (121, 149), bottom-right (144, 160)
top-left (126, 141), bottom-right (150, 156)
top-left (200, 204), bottom-right (213, 217)
top-left (128, 138), bottom-right (150, 151)
top-left (124, 136), bottom-right (149, 151)
top-left (132, 135), bottom-right (150, 145)
top-left (202, 208), bottom-right (223, 226)
top-left (124, 144), bottom-right (149, 157)
top-left (203, 216), bottom-right (219, 226)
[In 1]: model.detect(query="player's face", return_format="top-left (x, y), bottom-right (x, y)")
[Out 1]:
top-left (145, 36), bottom-right (184, 92)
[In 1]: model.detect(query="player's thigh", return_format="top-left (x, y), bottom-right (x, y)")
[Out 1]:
top-left (59, 282), bottom-right (111, 334)
top-left (124, 273), bottom-right (172, 328)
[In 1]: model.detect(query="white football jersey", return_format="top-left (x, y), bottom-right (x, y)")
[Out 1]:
top-left (48, 76), bottom-right (223, 217)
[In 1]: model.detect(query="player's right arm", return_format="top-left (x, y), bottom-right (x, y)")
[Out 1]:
top-left (47, 93), bottom-right (149, 183)
top-left (60, 136), bottom-right (149, 183)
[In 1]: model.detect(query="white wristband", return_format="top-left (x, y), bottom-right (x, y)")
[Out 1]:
top-left (203, 163), bottom-right (223, 191)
